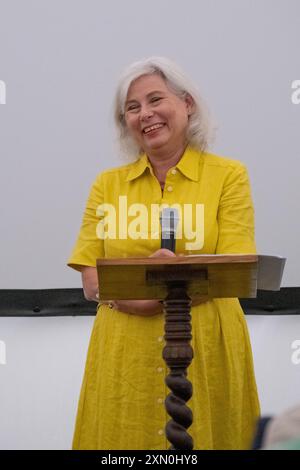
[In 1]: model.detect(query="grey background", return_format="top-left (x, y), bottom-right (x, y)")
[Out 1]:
top-left (0, 0), bottom-right (300, 449)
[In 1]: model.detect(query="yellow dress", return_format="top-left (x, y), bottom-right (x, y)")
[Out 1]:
top-left (67, 146), bottom-right (260, 450)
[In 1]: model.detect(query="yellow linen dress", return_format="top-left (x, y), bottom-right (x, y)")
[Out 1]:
top-left (67, 146), bottom-right (260, 450)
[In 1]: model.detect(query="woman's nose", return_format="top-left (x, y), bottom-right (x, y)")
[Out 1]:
top-left (140, 106), bottom-right (154, 121)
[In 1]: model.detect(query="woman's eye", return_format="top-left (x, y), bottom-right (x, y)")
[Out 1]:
top-left (151, 97), bottom-right (162, 103)
top-left (127, 105), bottom-right (139, 112)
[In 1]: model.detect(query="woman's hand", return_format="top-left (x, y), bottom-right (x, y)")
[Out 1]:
top-left (149, 248), bottom-right (177, 259)
top-left (103, 299), bottom-right (163, 316)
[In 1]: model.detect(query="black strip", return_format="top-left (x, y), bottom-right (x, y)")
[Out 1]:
top-left (0, 287), bottom-right (299, 317)
top-left (0, 288), bottom-right (97, 317)
top-left (240, 287), bottom-right (300, 315)
top-left (0, 449), bottom-right (291, 464)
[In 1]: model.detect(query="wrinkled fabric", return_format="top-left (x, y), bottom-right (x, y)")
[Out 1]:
top-left (67, 146), bottom-right (260, 449)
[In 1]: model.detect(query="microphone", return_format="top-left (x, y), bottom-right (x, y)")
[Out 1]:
top-left (159, 207), bottom-right (179, 253)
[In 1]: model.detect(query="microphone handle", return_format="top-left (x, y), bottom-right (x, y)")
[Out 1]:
top-left (161, 232), bottom-right (176, 252)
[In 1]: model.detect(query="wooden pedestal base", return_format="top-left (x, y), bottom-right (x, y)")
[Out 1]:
top-left (162, 283), bottom-right (194, 450)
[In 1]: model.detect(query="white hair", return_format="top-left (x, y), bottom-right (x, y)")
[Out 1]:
top-left (113, 56), bottom-right (215, 160)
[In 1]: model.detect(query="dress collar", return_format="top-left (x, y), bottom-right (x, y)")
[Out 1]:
top-left (176, 146), bottom-right (201, 182)
top-left (125, 153), bottom-right (152, 182)
top-left (125, 146), bottom-right (201, 182)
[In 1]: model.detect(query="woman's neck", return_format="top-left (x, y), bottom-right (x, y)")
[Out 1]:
top-left (146, 144), bottom-right (187, 185)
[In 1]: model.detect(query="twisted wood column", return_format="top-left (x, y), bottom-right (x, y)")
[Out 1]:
top-left (162, 283), bottom-right (194, 450)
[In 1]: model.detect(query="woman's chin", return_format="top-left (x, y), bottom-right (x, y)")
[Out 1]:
top-left (143, 136), bottom-right (169, 152)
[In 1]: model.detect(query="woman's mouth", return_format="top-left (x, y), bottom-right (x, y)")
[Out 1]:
top-left (142, 123), bottom-right (165, 135)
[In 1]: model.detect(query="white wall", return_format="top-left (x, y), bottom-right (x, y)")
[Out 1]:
top-left (0, 0), bottom-right (300, 449)
top-left (0, 316), bottom-right (93, 450)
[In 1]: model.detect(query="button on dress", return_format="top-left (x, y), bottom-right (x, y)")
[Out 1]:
top-left (67, 146), bottom-right (260, 450)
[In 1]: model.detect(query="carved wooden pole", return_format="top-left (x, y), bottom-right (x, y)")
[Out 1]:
top-left (162, 282), bottom-right (194, 450)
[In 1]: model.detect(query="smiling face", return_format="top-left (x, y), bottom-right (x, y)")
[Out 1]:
top-left (124, 74), bottom-right (193, 156)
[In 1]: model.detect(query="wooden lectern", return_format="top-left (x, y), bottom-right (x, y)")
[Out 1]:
top-left (96, 254), bottom-right (258, 450)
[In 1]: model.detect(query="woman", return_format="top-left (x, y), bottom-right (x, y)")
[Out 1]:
top-left (67, 56), bottom-right (260, 450)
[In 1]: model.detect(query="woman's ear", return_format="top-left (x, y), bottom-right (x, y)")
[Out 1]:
top-left (185, 93), bottom-right (195, 116)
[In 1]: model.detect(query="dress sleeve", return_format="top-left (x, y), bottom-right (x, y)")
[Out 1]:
top-left (67, 172), bottom-right (105, 272)
top-left (215, 163), bottom-right (256, 254)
